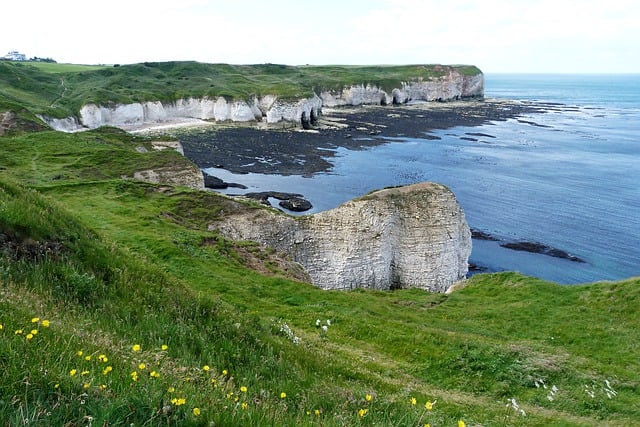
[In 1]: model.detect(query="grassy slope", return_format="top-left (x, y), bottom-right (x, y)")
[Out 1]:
top-left (0, 61), bottom-right (481, 120)
top-left (0, 128), bottom-right (638, 426)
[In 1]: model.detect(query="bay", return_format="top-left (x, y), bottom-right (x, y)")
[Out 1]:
top-left (206, 74), bottom-right (640, 284)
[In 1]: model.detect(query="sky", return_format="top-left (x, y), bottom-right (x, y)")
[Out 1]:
top-left (2, 0), bottom-right (639, 73)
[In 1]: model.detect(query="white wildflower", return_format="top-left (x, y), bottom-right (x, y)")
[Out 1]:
top-left (507, 398), bottom-right (526, 417)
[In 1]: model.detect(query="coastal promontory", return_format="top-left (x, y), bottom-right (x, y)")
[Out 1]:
top-left (211, 182), bottom-right (471, 293)
top-left (7, 62), bottom-right (485, 131)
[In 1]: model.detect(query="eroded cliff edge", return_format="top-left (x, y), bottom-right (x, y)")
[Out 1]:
top-left (42, 67), bottom-right (483, 132)
top-left (210, 182), bottom-right (471, 292)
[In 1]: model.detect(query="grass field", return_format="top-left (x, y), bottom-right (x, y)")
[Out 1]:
top-left (0, 125), bottom-right (638, 426)
top-left (0, 61), bottom-right (481, 120)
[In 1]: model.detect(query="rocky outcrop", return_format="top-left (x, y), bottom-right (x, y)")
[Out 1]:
top-left (41, 69), bottom-right (484, 132)
top-left (125, 141), bottom-right (204, 190)
top-left (210, 182), bottom-right (471, 292)
top-left (0, 111), bottom-right (17, 135)
top-left (129, 164), bottom-right (204, 190)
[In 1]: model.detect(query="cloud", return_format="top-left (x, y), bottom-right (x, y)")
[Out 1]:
top-left (2, 0), bottom-right (639, 71)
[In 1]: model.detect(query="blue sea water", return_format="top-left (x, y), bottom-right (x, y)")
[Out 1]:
top-left (207, 74), bottom-right (640, 284)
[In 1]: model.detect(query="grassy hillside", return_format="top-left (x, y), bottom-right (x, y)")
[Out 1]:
top-left (0, 61), bottom-right (481, 120)
top-left (1, 125), bottom-right (638, 425)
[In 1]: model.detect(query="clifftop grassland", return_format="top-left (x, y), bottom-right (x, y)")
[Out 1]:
top-left (0, 61), bottom-right (481, 120)
top-left (0, 63), bottom-right (639, 426)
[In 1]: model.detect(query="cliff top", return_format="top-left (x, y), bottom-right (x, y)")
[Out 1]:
top-left (0, 61), bottom-right (482, 120)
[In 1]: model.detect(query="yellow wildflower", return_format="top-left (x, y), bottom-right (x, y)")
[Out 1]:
top-left (222, 369), bottom-right (228, 376)
top-left (425, 424), bottom-right (431, 427)
top-left (31, 317), bottom-right (40, 323)
top-left (358, 408), bottom-right (368, 417)
top-left (172, 397), bottom-right (186, 406)
top-left (410, 397), bottom-right (417, 406)
top-left (81, 370), bottom-right (89, 376)
top-left (83, 383), bottom-right (90, 389)
top-left (203, 365), bottom-right (210, 372)
top-left (365, 394), bottom-right (372, 402)
top-left (0, 323), bottom-right (3, 330)
top-left (240, 386), bottom-right (247, 393)
top-left (280, 392), bottom-right (287, 399)
top-left (193, 407), bottom-right (201, 416)
top-left (98, 354), bottom-right (108, 363)
top-left (138, 363), bottom-right (146, 370)
top-left (26, 333), bottom-right (34, 341)
top-left (425, 400), bottom-right (435, 410)
top-left (15, 329), bottom-right (23, 335)
top-left (314, 409), bottom-right (321, 416)
top-left (161, 344), bottom-right (168, 351)
top-left (458, 421), bottom-right (466, 427)
top-left (30, 329), bottom-right (38, 335)
top-left (41, 320), bottom-right (50, 327)
top-left (100, 384), bottom-right (107, 390)
top-left (77, 351), bottom-right (83, 357)
top-left (130, 371), bottom-right (139, 382)
top-left (103, 366), bottom-right (113, 375)
top-left (168, 386), bottom-right (175, 393)
top-left (69, 369), bottom-right (77, 376)
top-left (132, 344), bottom-right (141, 352)
top-left (241, 402), bottom-right (248, 410)
top-left (150, 370), bottom-right (160, 378)
top-left (85, 355), bottom-right (91, 361)
top-left (54, 383), bottom-right (59, 389)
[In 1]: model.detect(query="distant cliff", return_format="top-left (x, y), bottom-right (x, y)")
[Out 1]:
top-left (41, 67), bottom-right (483, 132)
top-left (210, 182), bottom-right (471, 293)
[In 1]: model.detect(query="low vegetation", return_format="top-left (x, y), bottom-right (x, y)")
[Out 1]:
top-left (0, 122), bottom-right (638, 426)
top-left (1, 61), bottom-right (638, 425)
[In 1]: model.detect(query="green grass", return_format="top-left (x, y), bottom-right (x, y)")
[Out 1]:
top-left (0, 61), bottom-right (481, 121)
top-left (0, 126), bottom-right (638, 425)
top-left (16, 61), bottom-right (108, 73)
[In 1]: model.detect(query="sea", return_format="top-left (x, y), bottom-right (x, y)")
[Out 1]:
top-left (205, 74), bottom-right (640, 284)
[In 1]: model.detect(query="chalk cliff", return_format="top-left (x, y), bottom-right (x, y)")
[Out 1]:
top-left (210, 182), bottom-right (471, 292)
top-left (42, 68), bottom-right (483, 132)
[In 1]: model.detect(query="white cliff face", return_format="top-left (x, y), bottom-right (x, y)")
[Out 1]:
top-left (321, 85), bottom-right (392, 107)
top-left (42, 70), bottom-right (483, 132)
top-left (265, 95), bottom-right (322, 125)
top-left (211, 182), bottom-right (471, 293)
top-left (75, 97), bottom-right (260, 130)
top-left (37, 115), bottom-right (83, 133)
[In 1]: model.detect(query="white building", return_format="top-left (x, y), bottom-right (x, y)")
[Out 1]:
top-left (2, 51), bottom-right (27, 61)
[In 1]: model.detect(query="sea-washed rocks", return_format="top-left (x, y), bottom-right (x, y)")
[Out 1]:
top-left (500, 241), bottom-right (585, 263)
top-left (242, 191), bottom-right (313, 212)
top-left (279, 197), bottom-right (312, 212)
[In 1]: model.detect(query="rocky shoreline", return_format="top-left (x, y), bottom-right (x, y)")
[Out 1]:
top-left (168, 99), bottom-right (588, 271)
top-left (177, 99), bottom-right (550, 177)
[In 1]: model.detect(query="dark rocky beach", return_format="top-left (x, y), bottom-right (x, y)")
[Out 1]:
top-left (179, 99), bottom-right (549, 177)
